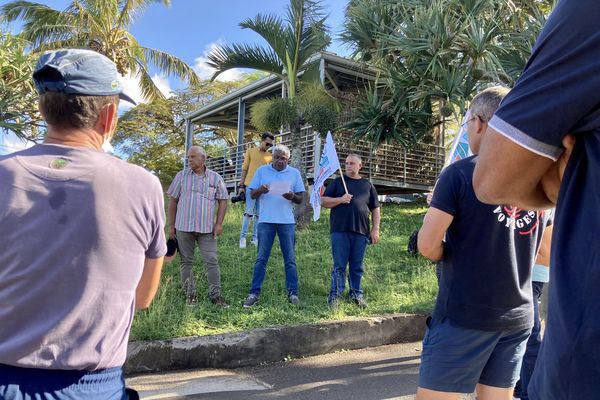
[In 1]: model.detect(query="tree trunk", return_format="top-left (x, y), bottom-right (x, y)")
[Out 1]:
top-left (289, 119), bottom-right (312, 229)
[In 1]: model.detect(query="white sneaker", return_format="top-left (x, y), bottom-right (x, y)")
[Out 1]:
top-left (250, 238), bottom-right (258, 246)
top-left (239, 238), bottom-right (246, 248)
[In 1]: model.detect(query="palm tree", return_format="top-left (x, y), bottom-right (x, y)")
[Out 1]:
top-left (206, 0), bottom-right (335, 227)
top-left (1, 0), bottom-right (199, 101)
top-left (343, 0), bottom-right (557, 147)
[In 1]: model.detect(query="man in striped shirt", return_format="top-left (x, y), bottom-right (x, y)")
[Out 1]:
top-left (167, 146), bottom-right (229, 307)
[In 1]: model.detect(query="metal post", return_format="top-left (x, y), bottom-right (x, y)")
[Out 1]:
top-left (184, 119), bottom-right (194, 168)
top-left (313, 133), bottom-right (322, 180)
top-left (236, 98), bottom-right (245, 189)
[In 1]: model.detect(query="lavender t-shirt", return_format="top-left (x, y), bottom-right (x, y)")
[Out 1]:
top-left (0, 144), bottom-right (166, 370)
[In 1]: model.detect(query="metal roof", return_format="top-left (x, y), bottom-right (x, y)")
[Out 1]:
top-left (185, 51), bottom-right (378, 129)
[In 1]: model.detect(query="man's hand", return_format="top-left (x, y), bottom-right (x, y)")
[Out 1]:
top-left (238, 187), bottom-right (246, 195)
top-left (370, 228), bottom-right (380, 244)
top-left (540, 134), bottom-right (575, 204)
top-left (213, 223), bottom-right (223, 239)
top-left (340, 193), bottom-right (353, 204)
top-left (169, 225), bottom-right (176, 239)
top-left (259, 184), bottom-right (270, 194)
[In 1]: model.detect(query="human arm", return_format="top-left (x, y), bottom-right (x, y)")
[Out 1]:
top-left (320, 193), bottom-right (353, 208)
top-left (535, 224), bottom-right (553, 267)
top-left (213, 199), bottom-right (228, 238)
top-left (251, 184), bottom-right (269, 199)
top-left (167, 197), bottom-right (178, 239)
top-left (370, 207), bottom-right (381, 244)
top-left (417, 207), bottom-right (454, 261)
top-left (238, 169), bottom-right (248, 193)
top-left (282, 191), bottom-right (304, 204)
top-left (473, 131), bottom-right (574, 209)
top-left (135, 256), bottom-right (164, 309)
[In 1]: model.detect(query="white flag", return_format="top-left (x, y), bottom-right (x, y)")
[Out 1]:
top-left (310, 131), bottom-right (341, 221)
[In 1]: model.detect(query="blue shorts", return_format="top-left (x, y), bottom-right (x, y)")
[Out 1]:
top-left (418, 316), bottom-right (530, 393)
top-left (0, 364), bottom-right (127, 400)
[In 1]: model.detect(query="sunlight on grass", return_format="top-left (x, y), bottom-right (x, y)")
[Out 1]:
top-left (130, 201), bottom-right (437, 341)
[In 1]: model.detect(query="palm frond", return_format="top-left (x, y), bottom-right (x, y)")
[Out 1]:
top-left (130, 59), bottom-right (164, 101)
top-left (239, 13), bottom-right (289, 62)
top-left (117, 0), bottom-right (170, 29)
top-left (206, 43), bottom-right (283, 81)
top-left (138, 46), bottom-right (199, 87)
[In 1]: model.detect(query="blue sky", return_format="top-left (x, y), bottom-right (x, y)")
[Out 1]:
top-left (3, 0), bottom-right (351, 102)
top-left (0, 0), bottom-right (350, 153)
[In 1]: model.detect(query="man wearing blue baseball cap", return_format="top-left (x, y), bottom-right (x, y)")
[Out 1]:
top-left (0, 49), bottom-right (166, 399)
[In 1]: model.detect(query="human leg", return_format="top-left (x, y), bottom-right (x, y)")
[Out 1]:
top-left (329, 232), bottom-right (350, 302)
top-left (251, 196), bottom-right (259, 243)
top-left (418, 317), bottom-right (517, 396)
top-left (478, 327), bottom-right (530, 400)
top-left (277, 223), bottom-right (298, 296)
top-left (515, 281), bottom-right (545, 399)
top-left (176, 230), bottom-right (197, 301)
top-left (249, 223), bottom-right (277, 295)
top-left (197, 233), bottom-right (222, 299)
top-left (347, 233), bottom-right (369, 300)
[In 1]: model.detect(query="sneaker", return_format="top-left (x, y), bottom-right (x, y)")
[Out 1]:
top-left (186, 294), bottom-right (197, 307)
top-left (328, 296), bottom-right (340, 309)
top-left (210, 295), bottom-right (229, 308)
top-left (243, 294), bottom-right (259, 308)
top-left (352, 297), bottom-right (368, 308)
top-left (250, 238), bottom-right (258, 246)
top-left (288, 295), bottom-right (300, 305)
top-left (239, 238), bottom-right (247, 248)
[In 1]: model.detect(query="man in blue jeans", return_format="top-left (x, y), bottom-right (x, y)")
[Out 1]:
top-left (321, 154), bottom-right (380, 308)
top-left (243, 144), bottom-right (305, 307)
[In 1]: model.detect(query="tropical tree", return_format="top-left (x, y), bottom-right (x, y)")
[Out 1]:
top-left (343, 0), bottom-right (557, 147)
top-left (0, 30), bottom-right (43, 141)
top-left (1, 0), bottom-right (199, 101)
top-left (206, 0), bottom-right (338, 226)
top-left (113, 76), bottom-right (261, 188)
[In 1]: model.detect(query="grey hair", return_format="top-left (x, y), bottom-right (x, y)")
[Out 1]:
top-left (188, 145), bottom-right (207, 159)
top-left (346, 153), bottom-right (363, 164)
top-left (272, 144), bottom-right (290, 158)
top-left (469, 86), bottom-right (510, 122)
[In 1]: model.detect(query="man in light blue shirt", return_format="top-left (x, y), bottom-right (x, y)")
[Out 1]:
top-left (243, 144), bottom-right (305, 307)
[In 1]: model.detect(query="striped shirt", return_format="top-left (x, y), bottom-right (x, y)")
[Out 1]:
top-left (167, 167), bottom-right (228, 233)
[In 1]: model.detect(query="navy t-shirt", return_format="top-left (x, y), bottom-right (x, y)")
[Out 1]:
top-left (323, 176), bottom-right (379, 236)
top-left (431, 156), bottom-right (548, 332)
top-left (491, 1), bottom-right (600, 397)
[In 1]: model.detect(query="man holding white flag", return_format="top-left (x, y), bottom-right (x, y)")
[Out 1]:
top-left (310, 131), bottom-right (342, 221)
top-left (321, 153), bottom-right (380, 308)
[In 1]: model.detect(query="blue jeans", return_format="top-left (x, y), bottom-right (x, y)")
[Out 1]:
top-left (0, 364), bottom-right (127, 399)
top-left (240, 190), bottom-right (259, 241)
top-left (514, 281), bottom-right (545, 400)
top-left (329, 232), bottom-right (369, 300)
top-left (249, 223), bottom-right (298, 296)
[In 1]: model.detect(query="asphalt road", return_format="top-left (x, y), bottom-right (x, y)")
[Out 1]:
top-left (127, 342), bottom-right (476, 400)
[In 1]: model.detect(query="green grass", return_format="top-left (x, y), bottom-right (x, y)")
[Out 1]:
top-left (130, 201), bottom-right (438, 341)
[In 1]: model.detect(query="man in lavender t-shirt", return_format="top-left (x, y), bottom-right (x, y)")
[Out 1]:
top-left (0, 49), bottom-right (166, 399)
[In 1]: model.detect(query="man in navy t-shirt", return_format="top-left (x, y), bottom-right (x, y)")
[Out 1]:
top-left (321, 154), bottom-right (380, 308)
top-left (416, 87), bottom-right (550, 400)
top-left (473, 1), bottom-right (599, 398)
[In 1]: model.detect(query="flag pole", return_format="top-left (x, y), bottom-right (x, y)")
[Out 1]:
top-left (339, 167), bottom-right (349, 194)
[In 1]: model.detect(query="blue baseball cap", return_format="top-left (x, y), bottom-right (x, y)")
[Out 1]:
top-left (32, 48), bottom-right (136, 104)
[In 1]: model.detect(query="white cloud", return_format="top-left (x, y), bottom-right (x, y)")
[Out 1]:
top-left (193, 40), bottom-right (244, 82)
top-left (117, 73), bottom-right (174, 112)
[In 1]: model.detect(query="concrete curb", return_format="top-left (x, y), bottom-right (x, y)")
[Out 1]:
top-left (124, 313), bottom-right (426, 374)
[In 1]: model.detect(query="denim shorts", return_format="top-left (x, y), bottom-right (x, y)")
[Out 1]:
top-left (0, 364), bottom-right (127, 400)
top-left (418, 316), bottom-right (530, 393)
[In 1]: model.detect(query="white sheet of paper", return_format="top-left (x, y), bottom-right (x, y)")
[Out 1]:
top-left (268, 180), bottom-right (291, 195)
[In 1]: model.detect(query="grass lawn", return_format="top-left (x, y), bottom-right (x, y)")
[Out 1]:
top-left (130, 201), bottom-right (437, 341)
